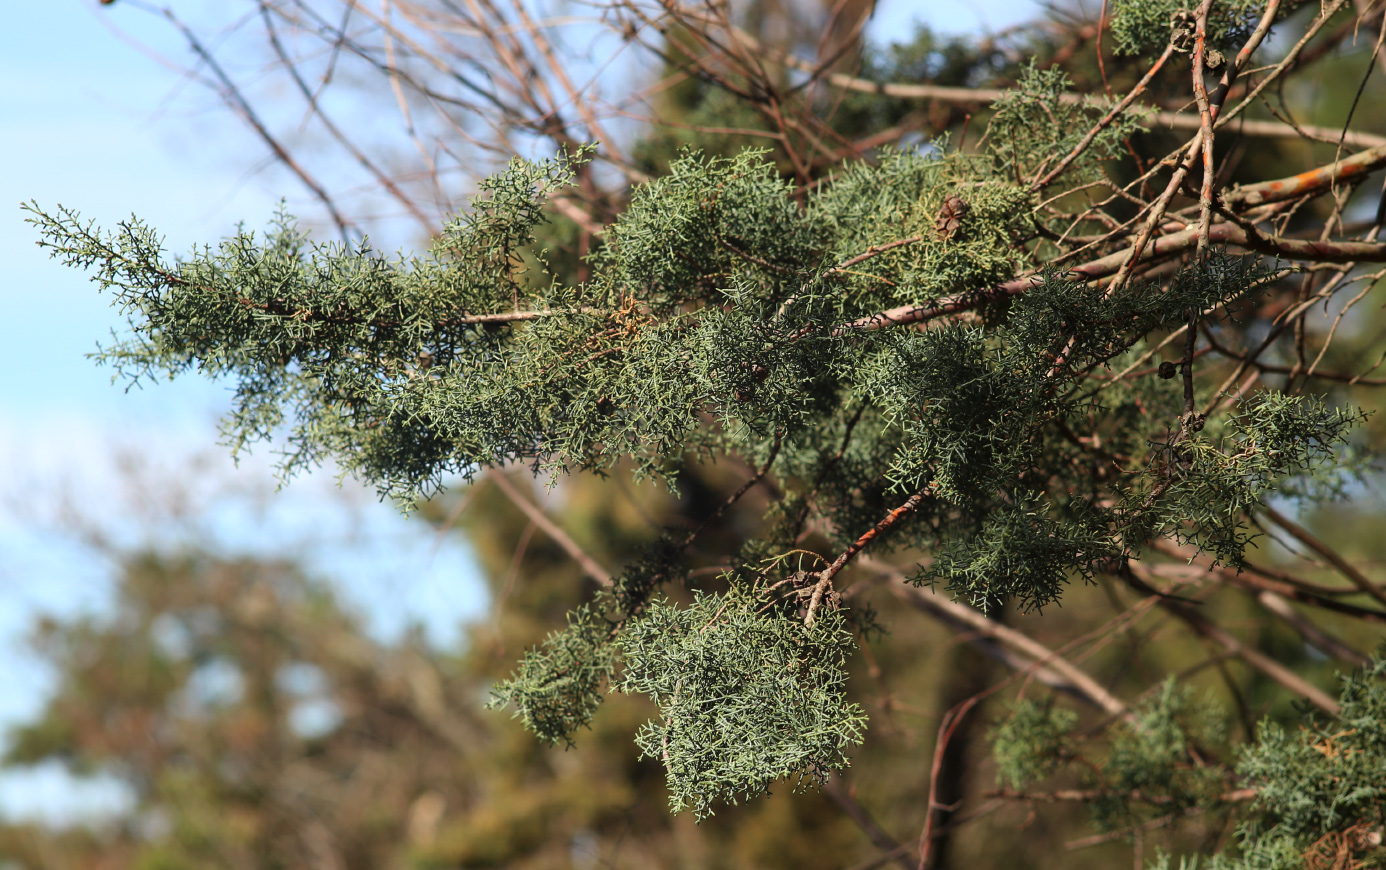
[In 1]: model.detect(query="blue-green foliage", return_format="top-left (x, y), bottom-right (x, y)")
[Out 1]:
top-left (1108, 0), bottom-right (1277, 57)
top-left (813, 149), bottom-right (1031, 312)
top-left (986, 64), bottom-right (1147, 184)
top-left (989, 700), bottom-right (1077, 789)
top-left (994, 661), bottom-right (1386, 870)
top-left (486, 603), bottom-right (617, 746)
top-left (990, 682), bottom-right (1232, 834)
top-left (1223, 657), bottom-right (1386, 870)
top-left (598, 149), bottom-right (823, 315)
top-left (1093, 681), bottom-right (1230, 831)
top-left (1160, 394), bottom-right (1370, 566)
top-left (26, 83), bottom-right (1369, 821)
top-left (922, 498), bottom-right (1119, 611)
top-left (617, 586), bottom-right (867, 818)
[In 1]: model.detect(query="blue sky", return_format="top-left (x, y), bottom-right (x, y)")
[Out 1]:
top-left (0, 1), bottom-right (490, 822)
top-left (0, 0), bottom-right (1040, 825)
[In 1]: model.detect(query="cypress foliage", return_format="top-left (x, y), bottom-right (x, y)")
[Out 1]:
top-left (28, 124), bottom-right (1366, 815)
top-left (24, 0), bottom-right (1386, 862)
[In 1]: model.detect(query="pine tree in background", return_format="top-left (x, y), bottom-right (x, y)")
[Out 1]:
top-left (16, 0), bottom-right (1386, 866)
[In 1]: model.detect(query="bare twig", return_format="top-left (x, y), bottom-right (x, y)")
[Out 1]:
top-left (1253, 591), bottom-right (1368, 665)
top-left (486, 470), bottom-right (613, 587)
top-left (1126, 564), bottom-right (1341, 714)
top-left (866, 558), bottom-right (1136, 723)
top-left (164, 7), bottom-right (353, 240)
top-left (823, 778), bottom-right (917, 870)
top-left (1260, 504), bottom-right (1386, 608)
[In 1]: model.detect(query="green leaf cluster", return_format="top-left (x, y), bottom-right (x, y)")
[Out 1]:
top-left (993, 661), bottom-right (1386, 870)
top-left (989, 681), bottom-right (1231, 832)
top-left (1108, 0), bottom-right (1279, 58)
top-left (989, 699), bottom-right (1077, 789)
top-left (26, 78), bottom-right (1370, 822)
top-left (1093, 680), bottom-right (1230, 831)
top-left (486, 602), bottom-right (618, 746)
top-left (1159, 393), bottom-right (1369, 566)
top-left (986, 64), bottom-right (1147, 185)
top-left (1225, 656), bottom-right (1386, 870)
top-left (617, 586), bottom-right (867, 818)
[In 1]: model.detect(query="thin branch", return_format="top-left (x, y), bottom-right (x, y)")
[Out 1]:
top-left (1035, 43), bottom-right (1176, 190)
top-left (866, 558), bottom-right (1136, 723)
top-left (486, 470), bottom-right (613, 587)
top-left (677, 433), bottom-right (783, 551)
top-left (1253, 591), bottom-right (1368, 665)
top-left (163, 8), bottom-right (353, 241)
top-left (823, 778), bottom-right (917, 870)
top-left (805, 487), bottom-right (931, 626)
top-left (1260, 504), bottom-right (1386, 608)
top-left (723, 20), bottom-right (1386, 148)
top-left (987, 787), bottom-right (1256, 804)
top-left (918, 692), bottom-right (986, 870)
top-left (1151, 540), bottom-right (1386, 622)
top-left (826, 237), bottom-right (925, 274)
top-left (1126, 564), bottom-right (1341, 715)
top-left (258, 1), bottom-right (434, 231)
top-left (1191, 0), bottom-right (1218, 256)
top-left (834, 207), bottom-right (1386, 336)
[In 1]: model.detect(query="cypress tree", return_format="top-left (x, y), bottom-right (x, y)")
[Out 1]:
top-left (24, 0), bottom-right (1386, 864)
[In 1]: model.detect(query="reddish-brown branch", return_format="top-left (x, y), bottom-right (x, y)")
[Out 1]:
top-left (804, 487), bottom-right (931, 626)
top-left (918, 692), bottom-right (986, 870)
top-left (1035, 44), bottom-right (1176, 190)
top-left (1191, 0), bottom-right (1218, 256)
top-left (1229, 225), bottom-right (1386, 262)
top-left (1223, 143), bottom-right (1386, 207)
